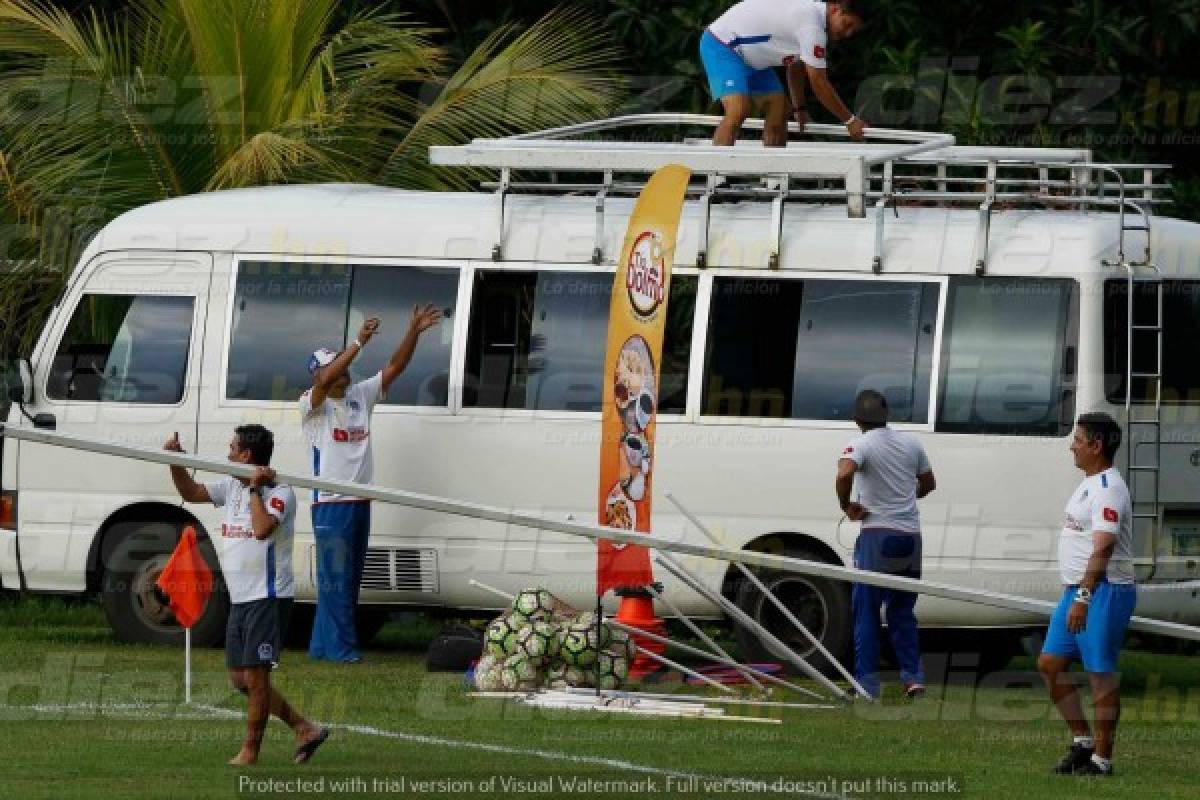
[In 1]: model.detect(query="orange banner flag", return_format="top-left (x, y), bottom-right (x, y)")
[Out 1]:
top-left (597, 165), bottom-right (691, 597)
top-left (156, 526), bottom-right (213, 629)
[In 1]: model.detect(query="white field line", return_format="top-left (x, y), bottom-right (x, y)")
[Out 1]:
top-left (18, 701), bottom-right (842, 798)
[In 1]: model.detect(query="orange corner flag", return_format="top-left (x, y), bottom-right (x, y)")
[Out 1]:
top-left (156, 526), bottom-right (213, 629)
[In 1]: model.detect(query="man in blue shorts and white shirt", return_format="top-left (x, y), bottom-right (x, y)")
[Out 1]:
top-left (835, 389), bottom-right (936, 699)
top-left (702, 0), bottom-right (870, 146)
top-left (302, 305), bottom-right (441, 662)
top-left (165, 425), bottom-right (329, 766)
top-left (1038, 412), bottom-right (1136, 777)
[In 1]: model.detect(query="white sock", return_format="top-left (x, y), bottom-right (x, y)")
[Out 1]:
top-left (1073, 735), bottom-right (1095, 748)
top-left (1091, 754), bottom-right (1112, 770)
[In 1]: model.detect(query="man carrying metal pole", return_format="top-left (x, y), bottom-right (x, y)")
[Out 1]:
top-left (164, 427), bottom-right (329, 765)
top-left (1037, 413), bottom-right (1137, 778)
top-left (835, 389), bottom-right (936, 700)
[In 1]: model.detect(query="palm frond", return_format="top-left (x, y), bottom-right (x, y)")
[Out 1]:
top-left (379, 5), bottom-right (625, 189)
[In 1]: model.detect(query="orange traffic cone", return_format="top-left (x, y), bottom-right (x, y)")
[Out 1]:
top-left (614, 586), bottom-right (667, 679)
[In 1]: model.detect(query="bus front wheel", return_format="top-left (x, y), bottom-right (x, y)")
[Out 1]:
top-left (100, 522), bottom-right (229, 646)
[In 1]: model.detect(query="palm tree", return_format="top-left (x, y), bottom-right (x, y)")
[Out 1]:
top-left (0, 0), bottom-right (624, 354)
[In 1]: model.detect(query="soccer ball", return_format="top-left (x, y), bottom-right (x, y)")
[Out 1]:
top-left (597, 672), bottom-right (621, 691)
top-left (499, 653), bottom-right (543, 691)
top-left (560, 625), bottom-right (603, 669)
top-left (474, 655), bottom-right (505, 692)
top-left (484, 614), bottom-right (522, 658)
top-left (608, 628), bottom-right (637, 662)
top-left (545, 661), bottom-right (567, 688)
top-left (568, 612), bottom-right (614, 649)
top-left (566, 662), bottom-right (595, 690)
top-left (516, 621), bottom-right (560, 661)
top-left (512, 587), bottom-right (558, 621)
top-left (596, 650), bottom-right (630, 690)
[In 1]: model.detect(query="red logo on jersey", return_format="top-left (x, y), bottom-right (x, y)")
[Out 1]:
top-left (1103, 507), bottom-right (1119, 523)
top-left (270, 497), bottom-right (285, 514)
top-left (332, 427), bottom-right (368, 443)
top-left (814, 45), bottom-right (825, 59)
top-left (843, 446), bottom-right (854, 454)
top-left (783, 55), bottom-right (796, 66)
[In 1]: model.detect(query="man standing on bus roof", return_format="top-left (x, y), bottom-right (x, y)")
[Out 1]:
top-left (302, 305), bottom-right (441, 663)
top-left (701, 0), bottom-right (870, 147)
top-left (164, 425), bottom-right (330, 765)
top-left (1038, 413), bottom-right (1136, 777)
top-left (835, 389), bottom-right (935, 700)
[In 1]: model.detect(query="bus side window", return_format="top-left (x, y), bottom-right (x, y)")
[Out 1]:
top-left (46, 294), bottom-right (194, 404)
top-left (227, 263), bottom-right (351, 402)
top-left (464, 271), bottom-right (694, 414)
top-left (703, 278), bottom-right (938, 422)
top-left (346, 265), bottom-right (459, 407)
top-left (937, 277), bottom-right (1077, 436)
top-left (226, 262), bottom-right (458, 407)
top-left (1105, 280), bottom-right (1200, 406)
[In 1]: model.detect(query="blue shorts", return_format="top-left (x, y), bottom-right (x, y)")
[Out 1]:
top-left (700, 30), bottom-right (784, 100)
top-left (1041, 582), bottom-right (1137, 673)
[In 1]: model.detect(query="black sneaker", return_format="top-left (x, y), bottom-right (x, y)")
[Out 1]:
top-left (1053, 743), bottom-right (1095, 775)
top-left (1073, 758), bottom-right (1113, 777)
top-left (903, 683), bottom-right (926, 700)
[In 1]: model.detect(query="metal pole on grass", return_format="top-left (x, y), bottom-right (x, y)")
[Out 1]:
top-left (604, 614), bottom-right (824, 700)
top-left (654, 553), bottom-right (851, 702)
top-left (562, 687), bottom-right (838, 711)
top-left (666, 492), bottom-right (870, 698)
top-left (643, 583), bottom-right (765, 692)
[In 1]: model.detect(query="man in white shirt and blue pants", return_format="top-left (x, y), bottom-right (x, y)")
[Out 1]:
top-left (301, 306), bottom-right (441, 662)
top-left (701, 0), bottom-right (870, 146)
top-left (835, 389), bottom-right (936, 699)
top-left (1038, 412), bottom-right (1137, 777)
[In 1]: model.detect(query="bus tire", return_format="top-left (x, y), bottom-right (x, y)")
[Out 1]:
top-left (100, 521), bottom-right (228, 646)
top-left (731, 547), bottom-right (852, 679)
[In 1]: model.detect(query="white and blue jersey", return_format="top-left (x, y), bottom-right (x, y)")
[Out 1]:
top-left (300, 372), bottom-right (384, 504)
top-left (1057, 467), bottom-right (1135, 585)
top-left (204, 476), bottom-right (296, 604)
top-left (709, 0), bottom-right (829, 71)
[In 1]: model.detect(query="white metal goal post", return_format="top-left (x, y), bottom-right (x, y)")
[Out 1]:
top-left (3, 424), bottom-right (1199, 644)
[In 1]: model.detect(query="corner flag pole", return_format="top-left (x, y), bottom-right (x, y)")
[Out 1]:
top-left (185, 628), bottom-right (192, 705)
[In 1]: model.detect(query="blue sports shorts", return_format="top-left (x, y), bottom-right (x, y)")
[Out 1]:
top-left (700, 30), bottom-right (784, 100)
top-left (1041, 581), bottom-right (1137, 673)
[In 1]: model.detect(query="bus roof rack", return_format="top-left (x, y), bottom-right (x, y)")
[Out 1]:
top-left (429, 113), bottom-right (1171, 270)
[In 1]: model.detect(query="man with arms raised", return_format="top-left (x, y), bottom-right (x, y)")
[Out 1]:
top-left (701, 0), bottom-right (870, 146)
top-left (1038, 413), bottom-right (1137, 777)
top-left (302, 306), bottom-right (441, 662)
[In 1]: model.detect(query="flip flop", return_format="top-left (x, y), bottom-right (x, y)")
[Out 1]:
top-left (293, 727), bottom-right (330, 765)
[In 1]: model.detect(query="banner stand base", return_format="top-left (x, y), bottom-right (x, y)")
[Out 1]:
top-left (615, 585), bottom-right (668, 678)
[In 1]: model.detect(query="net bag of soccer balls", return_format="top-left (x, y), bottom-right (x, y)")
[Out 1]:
top-left (474, 588), bottom-right (636, 691)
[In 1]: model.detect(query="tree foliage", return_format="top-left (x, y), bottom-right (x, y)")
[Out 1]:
top-left (0, 0), bottom-right (622, 353)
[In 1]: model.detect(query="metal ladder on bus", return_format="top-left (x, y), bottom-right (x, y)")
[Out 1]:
top-left (1106, 182), bottom-right (1162, 580)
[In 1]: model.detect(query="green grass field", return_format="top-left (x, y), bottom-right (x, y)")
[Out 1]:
top-left (0, 595), bottom-right (1197, 799)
